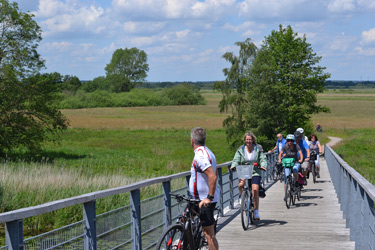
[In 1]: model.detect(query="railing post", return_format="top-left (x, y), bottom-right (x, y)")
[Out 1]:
top-left (5, 220), bottom-right (23, 250)
top-left (131, 189), bottom-right (141, 250)
top-left (228, 165), bottom-right (234, 209)
top-left (162, 181), bottom-right (172, 227)
top-left (83, 201), bottom-right (97, 250)
top-left (217, 167), bottom-right (224, 216)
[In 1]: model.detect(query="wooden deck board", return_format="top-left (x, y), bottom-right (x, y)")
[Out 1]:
top-left (216, 157), bottom-right (355, 250)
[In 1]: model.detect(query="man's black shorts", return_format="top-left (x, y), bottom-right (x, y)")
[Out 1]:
top-left (200, 202), bottom-right (217, 227)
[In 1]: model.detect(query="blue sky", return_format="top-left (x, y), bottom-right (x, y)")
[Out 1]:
top-left (14, 0), bottom-right (375, 82)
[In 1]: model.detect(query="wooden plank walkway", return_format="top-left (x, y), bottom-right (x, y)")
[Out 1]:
top-left (216, 156), bottom-right (355, 249)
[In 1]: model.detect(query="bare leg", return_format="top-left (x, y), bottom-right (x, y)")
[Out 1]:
top-left (252, 183), bottom-right (259, 210)
top-left (203, 225), bottom-right (219, 250)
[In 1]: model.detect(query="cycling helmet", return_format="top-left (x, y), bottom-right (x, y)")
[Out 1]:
top-left (297, 127), bottom-right (304, 134)
top-left (294, 131), bottom-right (302, 141)
top-left (286, 134), bottom-right (295, 141)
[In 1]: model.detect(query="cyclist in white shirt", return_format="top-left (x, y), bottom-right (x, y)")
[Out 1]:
top-left (189, 127), bottom-right (219, 250)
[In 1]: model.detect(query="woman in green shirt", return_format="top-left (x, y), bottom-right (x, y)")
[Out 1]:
top-left (230, 131), bottom-right (267, 220)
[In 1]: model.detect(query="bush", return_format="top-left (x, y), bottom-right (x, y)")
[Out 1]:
top-left (161, 84), bottom-right (206, 105)
top-left (58, 87), bottom-right (206, 109)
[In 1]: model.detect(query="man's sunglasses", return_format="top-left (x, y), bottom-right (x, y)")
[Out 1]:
top-left (287, 139), bottom-right (294, 142)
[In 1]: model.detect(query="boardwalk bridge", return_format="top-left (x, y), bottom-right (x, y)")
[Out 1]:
top-left (1, 140), bottom-right (374, 250)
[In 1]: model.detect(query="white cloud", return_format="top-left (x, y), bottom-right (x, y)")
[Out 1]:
top-left (123, 21), bottom-right (166, 34)
top-left (112, 0), bottom-right (236, 21)
top-left (327, 0), bottom-right (375, 13)
top-left (327, 0), bottom-right (356, 13)
top-left (360, 27), bottom-right (375, 47)
top-left (223, 22), bottom-right (255, 32)
top-left (238, 0), bottom-right (328, 21)
top-left (34, 0), bottom-right (110, 37)
top-left (355, 46), bottom-right (375, 55)
top-left (44, 41), bottom-right (73, 51)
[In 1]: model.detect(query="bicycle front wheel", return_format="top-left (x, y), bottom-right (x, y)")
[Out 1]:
top-left (156, 224), bottom-right (191, 250)
top-left (241, 190), bottom-right (251, 230)
top-left (285, 177), bottom-right (292, 209)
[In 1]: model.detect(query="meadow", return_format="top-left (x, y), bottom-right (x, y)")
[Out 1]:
top-left (1, 88), bottom-right (375, 237)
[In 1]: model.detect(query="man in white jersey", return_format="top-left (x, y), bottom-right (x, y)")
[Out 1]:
top-left (189, 127), bottom-right (219, 250)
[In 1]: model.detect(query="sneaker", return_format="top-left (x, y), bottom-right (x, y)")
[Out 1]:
top-left (283, 196), bottom-right (287, 201)
top-left (254, 210), bottom-right (260, 220)
top-left (317, 173), bottom-right (320, 178)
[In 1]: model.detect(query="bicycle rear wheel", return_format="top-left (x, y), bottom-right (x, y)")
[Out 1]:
top-left (241, 190), bottom-right (251, 230)
top-left (291, 183), bottom-right (296, 205)
top-left (156, 224), bottom-right (191, 250)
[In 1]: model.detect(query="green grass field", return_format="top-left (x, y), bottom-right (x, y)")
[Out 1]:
top-left (1, 88), bottom-right (375, 238)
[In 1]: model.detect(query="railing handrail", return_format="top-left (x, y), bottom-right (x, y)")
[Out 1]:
top-left (0, 161), bottom-right (232, 224)
top-left (325, 145), bottom-right (375, 201)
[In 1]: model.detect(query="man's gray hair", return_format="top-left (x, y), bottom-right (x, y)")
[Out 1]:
top-left (191, 127), bottom-right (206, 146)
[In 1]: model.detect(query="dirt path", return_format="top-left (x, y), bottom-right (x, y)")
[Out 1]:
top-left (326, 136), bottom-right (343, 147)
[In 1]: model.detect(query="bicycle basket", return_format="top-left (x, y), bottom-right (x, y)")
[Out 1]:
top-left (282, 158), bottom-right (295, 168)
top-left (236, 165), bottom-right (254, 179)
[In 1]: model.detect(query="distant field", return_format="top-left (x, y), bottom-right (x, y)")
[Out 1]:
top-left (62, 90), bottom-right (227, 130)
top-left (312, 89), bottom-right (375, 130)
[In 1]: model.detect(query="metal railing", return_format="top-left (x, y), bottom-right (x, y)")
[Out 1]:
top-left (325, 145), bottom-right (375, 250)
top-left (0, 152), bottom-right (277, 250)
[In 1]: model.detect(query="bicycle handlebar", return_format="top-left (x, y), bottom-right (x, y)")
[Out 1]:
top-left (170, 193), bottom-right (200, 204)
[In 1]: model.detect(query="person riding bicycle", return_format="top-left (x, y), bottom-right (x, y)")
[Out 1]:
top-left (189, 127), bottom-right (219, 250)
top-left (297, 127), bottom-right (309, 146)
top-left (268, 133), bottom-right (286, 155)
top-left (294, 130), bottom-right (310, 184)
top-left (308, 134), bottom-right (322, 178)
top-left (230, 131), bottom-right (267, 220)
top-left (278, 134), bottom-right (303, 192)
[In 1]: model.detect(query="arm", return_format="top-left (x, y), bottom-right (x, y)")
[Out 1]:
top-left (318, 142), bottom-right (322, 154)
top-left (199, 166), bottom-right (217, 208)
top-left (278, 150), bottom-right (284, 162)
top-left (305, 149), bottom-right (310, 162)
top-left (298, 150), bottom-right (303, 163)
top-left (269, 145), bottom-right (277, 152)
top-left (259, 151), bottom-right (267, 171)
top-left (230, 150), bottom-right (241, 170)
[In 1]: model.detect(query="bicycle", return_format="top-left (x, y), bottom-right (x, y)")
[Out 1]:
top-left (235, 164), bottom-right (256, 230)
top-left (282, 158), bottom-right (301, 209)
top-left (272, 162), bottom-right (284, 183)
top-left (155, 193), bottom-right (219, 250)
top-left (309, 151), bottom-right (318, 183)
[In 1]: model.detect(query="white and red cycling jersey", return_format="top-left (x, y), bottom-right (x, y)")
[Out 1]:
top-left (189, 146), bottom-right (219, 203)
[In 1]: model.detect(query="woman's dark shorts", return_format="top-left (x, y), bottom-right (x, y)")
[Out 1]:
top-left (250, 176), bottom-right (261, 185)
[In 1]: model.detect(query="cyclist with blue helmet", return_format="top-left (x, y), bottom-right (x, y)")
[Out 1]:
top-left (278, 134), bottom-right (303, 190)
